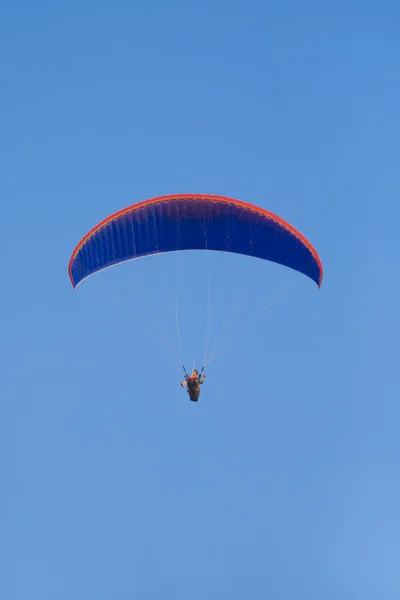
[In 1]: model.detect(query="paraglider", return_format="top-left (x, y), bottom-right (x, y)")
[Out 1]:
top-left (68, 194), bottom-right (323, 402)
top-left (180, 368), bottom-right (206, 402)
top-left (68, 194), bottom-right (323, 289)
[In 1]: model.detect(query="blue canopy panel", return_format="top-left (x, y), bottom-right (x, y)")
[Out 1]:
top-left (68, 195), bottom-right (323, 289)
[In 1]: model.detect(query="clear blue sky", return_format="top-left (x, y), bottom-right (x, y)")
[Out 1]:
top-left (2, 1), bottom-right (400, 598)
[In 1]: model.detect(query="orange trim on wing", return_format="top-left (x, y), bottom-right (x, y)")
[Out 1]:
top-left (68, 194), bottom-right (323, 288)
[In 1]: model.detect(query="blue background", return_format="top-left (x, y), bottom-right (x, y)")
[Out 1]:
top-left (2, 1), bottom-right (400, 598)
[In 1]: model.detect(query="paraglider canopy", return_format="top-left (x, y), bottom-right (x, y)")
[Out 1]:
top-left (68, 194), bottom-right (323, 289)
